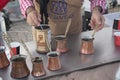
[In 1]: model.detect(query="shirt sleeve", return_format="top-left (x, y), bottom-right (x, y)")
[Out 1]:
top-left (0, 0), bottom-right (9, 11)
top-left (19, 0), bottom-right (34, 18)
top-left (90, 0), bottom-right (106, 13)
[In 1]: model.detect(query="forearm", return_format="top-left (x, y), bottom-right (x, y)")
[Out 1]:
top-left (90, 0), bottom-right (106, 14)
top-left (18, 0), bottom-right (34, 18)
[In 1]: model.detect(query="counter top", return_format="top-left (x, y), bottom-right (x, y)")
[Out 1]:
top-left (0, 27), bottom-right (120, 80)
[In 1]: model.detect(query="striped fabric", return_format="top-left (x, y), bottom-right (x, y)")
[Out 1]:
top-left (90, 0), bottom-right (106, 13)
top-left (19, 0), bottom-right (34, 18)
top-left (19, 0), bottom-right (106, 17)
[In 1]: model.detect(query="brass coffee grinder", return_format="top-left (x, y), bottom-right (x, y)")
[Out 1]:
top-left (34, 25), bottom-right (51, 54)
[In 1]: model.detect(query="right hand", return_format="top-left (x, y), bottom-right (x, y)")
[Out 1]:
top-left (26, 7), bottom-right (41, 26)
top-left (89, 6), bottom-right (105, 32)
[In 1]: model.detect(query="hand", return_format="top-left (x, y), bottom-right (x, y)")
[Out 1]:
top-left (26, 7), bottom-right (41, 26)
top-left (89, 7), bottom-right (105, 31)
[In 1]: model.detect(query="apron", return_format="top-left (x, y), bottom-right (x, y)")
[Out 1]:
top-left (34, 0), bottom-right (83, 36)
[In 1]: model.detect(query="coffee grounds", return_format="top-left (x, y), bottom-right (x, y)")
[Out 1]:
top-left (33, 57), bottom-right (42, 63)
top-left (55, 37), bottom-right (65, 40)
top-left (82, 38), bottom-right (93, 41)
top-left (13, 57), bottom-right (25, 62)
top-left (48, 54), bottom-right (58, 57)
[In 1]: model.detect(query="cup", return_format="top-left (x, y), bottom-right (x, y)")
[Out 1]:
top-left (113, 18), bottom-right (120, 31)
top-left (80, 37), bottom-right (94, 54)
top-left (10, 54), bottom-right (30, 79)
top-left (114, 32), bottom-right (120, 46)
top-left (112, 18), bottom-right (120, 34)
top-left (47, 51), bottom-right (61, 71)
top-left (31, 57), bottom-right (46, 77)
top-left (55, 35), bottom-right (68, 53)
top-left (0, 46), bottom-right (10, 69)
top-left (10, 42), bottom-right (20, 56)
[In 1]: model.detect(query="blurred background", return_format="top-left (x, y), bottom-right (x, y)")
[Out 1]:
top-left (0, 0), bottom-right (120, 42)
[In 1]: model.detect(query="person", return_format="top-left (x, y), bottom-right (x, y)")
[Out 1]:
top-left (82, 0), bottom-right (107, 31)
top-left (19, 0), bottom-right (106, 36)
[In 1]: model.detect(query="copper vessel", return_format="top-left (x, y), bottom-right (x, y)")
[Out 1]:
top-left (55, 35), bottom-right (68, 53)
top-left (0, 46), bottom-right (10, 69)
top-left (31, 57), bottom-right (46, 77)
top-left (80, 38), bottom-right (94, 54)
top-left (10, 55), bottom-right (30, 79)
top-left (47, 51), bottom-right (61, 71)
top-left (35, 25), bottom-right (51, 54)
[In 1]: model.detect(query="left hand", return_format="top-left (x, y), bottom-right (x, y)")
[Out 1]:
top-left (89, 8), bottom-right (105, 31)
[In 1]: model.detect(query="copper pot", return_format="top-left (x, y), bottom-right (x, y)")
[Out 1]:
top-left (55, 35), bottom-right (68, 53)
top-left (10, 55), bottom-right (30, 79)
top-left (80, 38), bottom-right (94, 54)
top-left (31, 57), bottom-right (46, 77)
top-left (47, 51), bottom-right (61, 71)
top-left (0, 46), bottom-right (10, 69)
